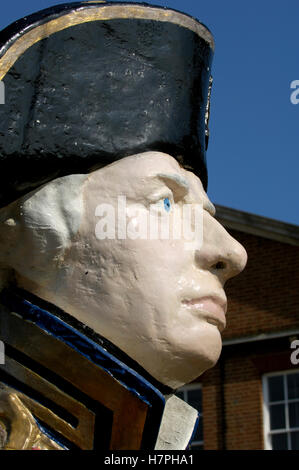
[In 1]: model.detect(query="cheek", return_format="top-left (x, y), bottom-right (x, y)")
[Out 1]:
top-left (67, 235), bottom-right (192, 333)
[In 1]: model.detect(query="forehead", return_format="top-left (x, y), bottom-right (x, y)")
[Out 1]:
top-left (103, 151), bottom-right (183, 176)
top-left (90, 151), bottom-right (213, 208)
top-left (97, 151), bottom-right (197, 185)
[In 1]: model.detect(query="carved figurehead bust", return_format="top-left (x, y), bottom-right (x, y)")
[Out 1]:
top-left (0, 2), bottom-right (247, 450)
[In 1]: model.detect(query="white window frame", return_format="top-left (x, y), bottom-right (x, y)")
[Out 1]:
top-left (176, 383), bottom-right (203, 449)
top-left (263, 369), bottom-right (299, 450)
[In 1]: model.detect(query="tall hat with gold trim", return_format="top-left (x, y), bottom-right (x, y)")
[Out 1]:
top-left (0, 1), bottom-right (214, 208)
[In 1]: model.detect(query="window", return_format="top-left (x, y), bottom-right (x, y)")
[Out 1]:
top-left (176, 383), bottom-right (204, 449)
top-left (263, 370), bottom-right (299, 450)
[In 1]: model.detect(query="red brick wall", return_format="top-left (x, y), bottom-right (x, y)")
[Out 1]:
top-left (200, 363), bottom-right (223, 450)
top-left (222, 353), bottom-right (263, 450)
top-left (200, 346), bottom-right (297, 450)
top-left (196, 229), bottom-right (299, 449)
top-left (223, 230), bottom-right (299, 339)
top-left (200, 353), bottom-right (264, 450)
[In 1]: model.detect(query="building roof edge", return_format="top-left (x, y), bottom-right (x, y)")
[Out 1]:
top-left (215, 205), bottom-right (299, 246)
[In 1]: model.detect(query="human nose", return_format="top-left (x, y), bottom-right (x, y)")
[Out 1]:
top-left (195, 215), bottom-right (247, 283)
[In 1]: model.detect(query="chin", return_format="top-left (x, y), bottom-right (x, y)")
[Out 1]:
top-left (138, 328), bottom-right (223, 390)
top-left (193, 329), bottom-right (223, 370)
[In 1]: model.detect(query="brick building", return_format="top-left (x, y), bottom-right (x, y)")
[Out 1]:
top-left (178, 205), bottom-right (299, 450)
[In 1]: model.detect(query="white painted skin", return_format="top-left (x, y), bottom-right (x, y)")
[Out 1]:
top-left (0, 152), bottom-right (247, 389)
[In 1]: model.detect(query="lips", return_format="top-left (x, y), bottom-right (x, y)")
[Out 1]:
top-left (181, 296), bottom-right (227, 332)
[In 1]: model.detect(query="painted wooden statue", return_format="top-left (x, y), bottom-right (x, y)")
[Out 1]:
top-left (0, 1), bottom-right (247, 450)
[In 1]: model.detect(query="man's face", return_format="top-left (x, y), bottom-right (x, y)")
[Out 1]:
top-left (15, 152), bottom-right (247, 388)
top-left (47, 151), bottom-right (246, 388)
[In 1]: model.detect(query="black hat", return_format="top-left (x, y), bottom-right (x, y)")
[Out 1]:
top-left (0, 1), bottom-right (214, 208)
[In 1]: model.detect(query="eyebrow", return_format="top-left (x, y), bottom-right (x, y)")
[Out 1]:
top-left (153, 172), bottom-right (216, 216)
top-left (204, 200), bottom-right (216, 217)
top-left (156, 173), bottom-right (190, 198)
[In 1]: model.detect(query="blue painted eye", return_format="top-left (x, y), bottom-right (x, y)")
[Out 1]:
top-left (164, 197), bottom-right (171, 212)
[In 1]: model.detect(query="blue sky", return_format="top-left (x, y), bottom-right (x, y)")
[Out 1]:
top-left (1, 0), bottom-right (298, 225)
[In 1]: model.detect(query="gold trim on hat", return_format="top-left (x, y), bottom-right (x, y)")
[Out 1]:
top-left (0, 4), bottom-right (214, 80)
